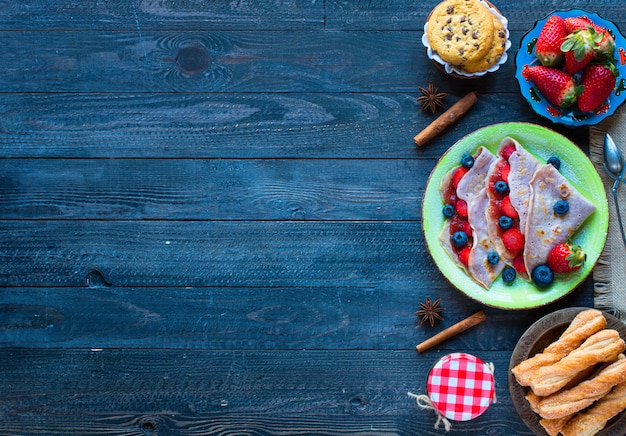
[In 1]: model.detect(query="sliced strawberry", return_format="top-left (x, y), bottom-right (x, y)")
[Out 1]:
top-left (502, 228), bottom-right (524, 253)
top-left (451, 166), bottom-right (469, 189)
top-left (500, 161), bottom-right (511, 183)
top-left (536, 15), bottom-right (567, 66)
top-left (500, 144), bottom-right (516, 160)
top-left (457, 246), bottom-right (471, 266)
top-left (455, 199), bottom-right (468, 217)
top-left (501, 196), bottom-right (519, 219)
top-left (522, 65), bottom-right (583, 108)
top-left (578, 63), bottom-right (617, 112)
top-left (462, 220), bottom-right (472, 236)
top-left (513, 255), bottom-right (527, 274)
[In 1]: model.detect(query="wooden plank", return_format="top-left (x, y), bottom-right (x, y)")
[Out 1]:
top-left (0, 93), bottom-right (587, 159)
top-left (0, 30), bottom-right (530, 93)
top-left (3, 0), bottom-right (624, 32)
top-left (0, 159), bottom-right (427, 220)
top-left (0, 348), bottom-right (532, 434)
top-left (0, 0), bottom-right (324, 31)
top-left (0, 221), bottom-right (427, 287)
top-left (326, 0), bottom-right (626, 31)
top-left (0, 284), bottom-right (591, 349)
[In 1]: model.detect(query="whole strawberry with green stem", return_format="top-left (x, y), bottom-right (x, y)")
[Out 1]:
top-left (522, 65), bottom-right (583, 108)
top-left (535, 15), bottom-right (567, 66)
top-left (578, 62), bottom-right (618, 112)
top-left (547, 242), bottom-right (586, 273)
top-left (564, 16), bottom-right (615, 60)
top-left (561, 25), bottom-right (603, 74)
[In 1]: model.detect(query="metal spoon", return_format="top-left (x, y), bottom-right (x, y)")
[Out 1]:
top-left (603, 133), bottom-right (626, 250)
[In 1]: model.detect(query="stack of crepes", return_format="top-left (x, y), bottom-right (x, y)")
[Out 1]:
top-left (439, 137), bottom-right (596, 289)
top-left (511, 309), bottom-right (626, 436)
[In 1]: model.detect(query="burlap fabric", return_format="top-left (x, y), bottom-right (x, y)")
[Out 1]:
top-left (590, 108), bottom-right (626, 322)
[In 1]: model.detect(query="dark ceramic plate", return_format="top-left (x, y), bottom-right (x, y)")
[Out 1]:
top-left (515, 9), bottom-right (626, 126)
top-left (508, 307), bottom-right (626, 435)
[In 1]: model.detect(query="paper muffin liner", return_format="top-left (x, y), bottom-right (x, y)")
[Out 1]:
top-left (422, 0), bottom-right (511, 78)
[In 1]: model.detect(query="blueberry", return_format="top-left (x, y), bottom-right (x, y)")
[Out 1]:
top-left (532, 265), bottom-right (554, 288)
top-left (495, 181), bottom-right (509, 194)
top-left (499, 216), bottom-right (513, 230)
top-left (502, 266), bottom-right (516, 284)
top-left (553, 200), bottom-right (570, 216)
top-left (442, 204), bottom-right (455, 218)
top-left (547, 156), bottom-right (561, 170)
top-left (487, 251), bottom-right (500, 265)
top-left (461, 154), bottom-right (474, 169)
top-left (452, 231), bottom-right (469, 248)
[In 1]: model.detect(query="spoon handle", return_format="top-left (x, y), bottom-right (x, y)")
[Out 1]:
top-left (611, 187), bottom-right (626, 251)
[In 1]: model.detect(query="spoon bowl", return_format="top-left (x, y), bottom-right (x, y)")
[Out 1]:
top-left (604, 133), bottom-right (625, 178)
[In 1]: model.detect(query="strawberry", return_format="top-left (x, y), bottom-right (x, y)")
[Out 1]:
top-left (521, 65), bottom-right (583, 108)
top-left (458, 246), bottom-right (471, 266)
top-left (535, 15), bottom-right (567, 66)
top-left (563, 16), bottom-right (614, 58)
top-left (564, 16), bottom-right (593, 33)
top-left (546, 242), bottom-right (586, 273)
top-left (501, 196), bottom-right (519, 219)
top-left (561, 26), bottom-right (603, 74)
top-left (500, 144), bottom-right (516, 160)
top-left (455, 199), bottom-right (468, 217)
top-left (500, 161), bottom-right (510, 183)
top-left (451, 166), bottom-right (469, 189)
top-left (590, 24), bottom-right (615, 60)
top-left (578, 63), bottom-right (617, 112)
top-left (513, 255), bottom-right (527, 274)
top-left (502, 228), bottom-right (524, 253)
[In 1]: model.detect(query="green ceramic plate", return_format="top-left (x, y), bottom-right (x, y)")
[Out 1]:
top-left (422, 123), bottom-right (609, 309)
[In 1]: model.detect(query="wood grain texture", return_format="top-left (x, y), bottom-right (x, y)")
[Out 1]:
top-left (0, 220), bottom-right (426, 287)
top-left (0, 348), bottom-right (534, 434)
top-left (0, 92), bottom-right (586, 159)
top-left (0, 0), bottom-right (325, 31)
top-left (326, 0), bottom-right (626, 31)
top-left (0, 284), bottom-right (590, 349)
top-left (0, 30), bottom-right (531, 93)
top-left (0, 0), bottom-right (607, 433)
top-left (0, 158), bottom-right (426, 220)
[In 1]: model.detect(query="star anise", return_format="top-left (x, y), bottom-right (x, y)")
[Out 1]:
top-left (417, 82), bottom-right (447, 114)
top-left (416, 297), bottom-right (444, 327)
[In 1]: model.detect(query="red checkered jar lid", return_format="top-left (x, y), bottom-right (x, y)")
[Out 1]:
top-left (426, 352), bottom-right (495, 421)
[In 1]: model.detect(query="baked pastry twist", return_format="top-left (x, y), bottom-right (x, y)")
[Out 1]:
top-left (512, 309), bottom-right (606, 386)
top-left (539, 415), bottom-right (573, 436)
top-left (537, 357), bottom-right (626, 420)
top-left (560, 381), bottom-right (626, 436)
top-left (529, 329), bottom-right (625, 397)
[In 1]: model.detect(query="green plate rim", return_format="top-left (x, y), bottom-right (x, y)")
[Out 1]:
top-left (422, 122), bottom-right (609, 310)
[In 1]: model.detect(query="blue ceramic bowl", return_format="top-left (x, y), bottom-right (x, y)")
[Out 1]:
top-left (515, 9), bottom-right (626, 126)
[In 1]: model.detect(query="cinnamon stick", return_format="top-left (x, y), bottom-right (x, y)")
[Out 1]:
top-left (414, 91), bottom-right (478, 147)
top-left (416, 310), bottom-right (486, 353)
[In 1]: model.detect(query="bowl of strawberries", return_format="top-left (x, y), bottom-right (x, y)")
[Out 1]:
top-left (515, 9), bottom-right (626, 126)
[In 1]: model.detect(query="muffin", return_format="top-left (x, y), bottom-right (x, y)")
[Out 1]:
top-left (423, 0), bottom-right (510, 77)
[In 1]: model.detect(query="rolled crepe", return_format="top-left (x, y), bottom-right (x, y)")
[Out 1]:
top-left (439, 146), bottom-right (503, 288)
top-left (486, 137), bottom-right (540, 279)
top-left (523, 164), bottom-right (596, 275)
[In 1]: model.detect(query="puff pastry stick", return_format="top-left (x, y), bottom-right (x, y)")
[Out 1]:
top-left (512, 309), bottom-right (606, 386)
top-left (529, 329), bottom-right (625, 397)
top-left (560, 381), bottom-right (626, 436)
top-left (537, 357), bottom-right (626, 420)
top-left (539, 415), bottom-right (574, 436)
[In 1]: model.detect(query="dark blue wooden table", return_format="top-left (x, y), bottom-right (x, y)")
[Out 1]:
top-left (1, 1), bottom-right (623, 434)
